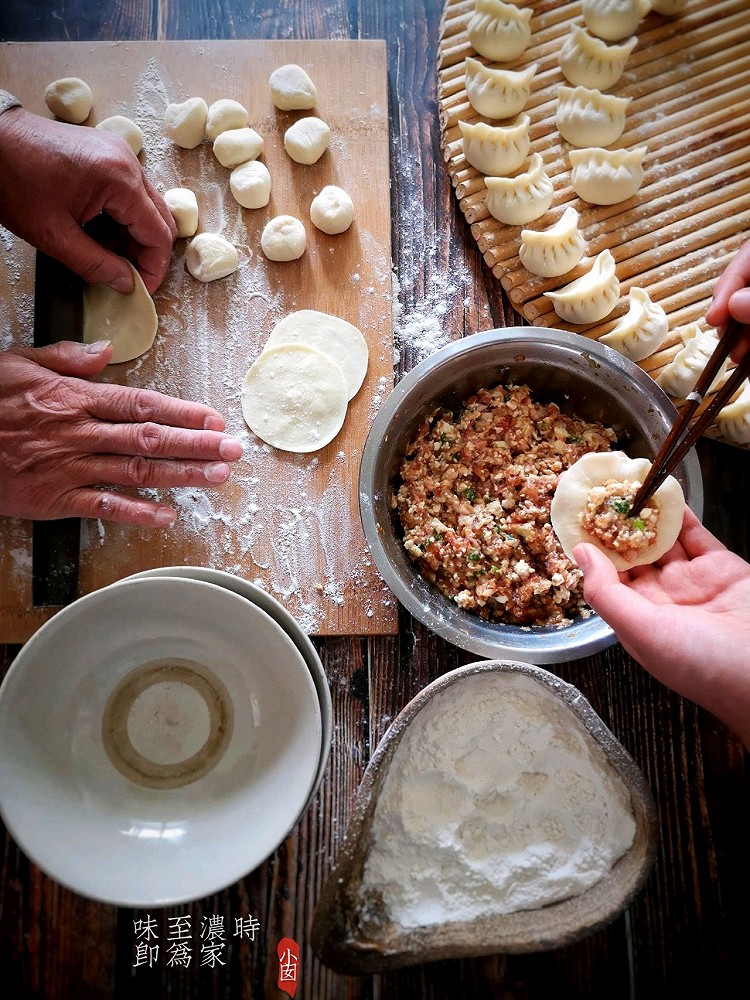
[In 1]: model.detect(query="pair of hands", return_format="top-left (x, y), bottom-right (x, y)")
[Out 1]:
top-left (576, 249), bottom-right (750, 749)
top-left (0, 107), bottom-right (243, 525)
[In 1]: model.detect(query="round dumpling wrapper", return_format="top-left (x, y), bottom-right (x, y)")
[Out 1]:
top-left (241, 343), bottom-right (348, 453)
top-left (551, 451), bottom-right (685, 571)
top-left (263, 309), bottom-right (368, 401)
top-left (83, 263), bottom-right (158, 364)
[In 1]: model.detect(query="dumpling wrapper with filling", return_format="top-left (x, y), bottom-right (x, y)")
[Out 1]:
top-left (551, 451), bottom-right (685, 571)
top-left (83, 263), bottom-right (158, 364)
top-left (241, 343), bottom-right (348, 453)
top-left (263, 309), bottom-right (368, 401)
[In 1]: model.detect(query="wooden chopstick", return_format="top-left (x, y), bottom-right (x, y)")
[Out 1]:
top-left (629, 319), bottom-right (749, 516)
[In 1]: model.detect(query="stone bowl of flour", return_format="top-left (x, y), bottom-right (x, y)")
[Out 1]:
top-left (312, 660), bottom-right (658, 972)
top-left (359, 326), bottom-right (703, 663)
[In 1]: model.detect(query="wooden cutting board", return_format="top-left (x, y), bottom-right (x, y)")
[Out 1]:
top-left (438, 0), bottom-right (750, 443)
top-left (0, 39), bottom-right (398, 641)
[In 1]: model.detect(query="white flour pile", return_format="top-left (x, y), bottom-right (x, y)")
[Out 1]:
top-left (360, 671), bottom-right (636, 926)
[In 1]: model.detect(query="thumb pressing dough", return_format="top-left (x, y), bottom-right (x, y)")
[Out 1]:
top-left (44, 77), bottom-right (93, 124)
top-left (83, 263), bottom-right (158, 364)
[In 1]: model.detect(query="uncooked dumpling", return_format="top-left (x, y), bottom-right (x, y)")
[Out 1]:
top-left (44, 77), bottom-right (93, 124)
top-left (83, 263), bottom-right (158, 364)
top-left (560, 25), bottom-right (637, 90)
top-left (241, 343), bottom-right (348, 453)
top-left (716, 380), bottom-right (750, 445)
top-left (465, 58), bottom-right (537, 120)
top-left (551, 451), bottom-right (685, 571)
top-left (519, 206), bottom-right (586, 278)
top-left (599, 287), bottom-right (668, 362)
top-left (545, 249), bottom-right (620, 324)
top-left (264, 310), bottom-right (368, 400)
top-left (485, 153), bottom-right (554, 225)
top-left (557, 85), bottom-right (630, 148)
top-left (459, 115), bottom-right (530, 177)
top-left (468, 0), bottom-right (533, 62)
top-left (570, 146), bottom-right (647, 205)
top-left (582, 0), bottom-right (651, 42)
top-left (656, 324), bottom-right (728, 399)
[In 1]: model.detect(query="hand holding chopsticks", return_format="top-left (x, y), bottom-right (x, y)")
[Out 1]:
top-left (629, 318), bottom-right (750, 516)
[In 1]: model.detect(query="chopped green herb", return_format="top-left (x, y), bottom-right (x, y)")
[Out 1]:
top-left (609, 498), bottom-right (631, 516)
top-left (440, 432), bottom-right (451, 444)
top-left (632, 518), bottom-right (646, 531)
top-left (452, 452), bottom-right (461, 462)
top-left (566, 434), bottom-right (581, 444)
top-left (463, 487), bottom-right (477, 501)
top-left (468, 552), bottom-right (481, 562)
top-left (490, 565), bottom-right (503, 575)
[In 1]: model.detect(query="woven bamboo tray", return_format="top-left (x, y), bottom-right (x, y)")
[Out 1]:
top-left (438, 0), bottom-right (750, 444)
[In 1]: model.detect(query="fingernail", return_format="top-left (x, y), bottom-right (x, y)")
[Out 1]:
top-left (109, 272), bottom-right (134, 295)
top-left (572, 545), bottom-right (590, 571)
top-left (85, 339), bottom-right (112, 354)
top-left (204, 414), bottom-right (226, 432)
top-left (154, 507), bottom-right (176, 525)
top-left (204, 462), bottom-right (230, 483)
top-left (219, 436), bottom-right (244, 461)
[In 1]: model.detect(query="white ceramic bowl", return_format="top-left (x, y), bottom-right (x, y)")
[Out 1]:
top-left (122, 566), bottom-right (332, 809)
top-left (0, 576), bottom-right (322, 906)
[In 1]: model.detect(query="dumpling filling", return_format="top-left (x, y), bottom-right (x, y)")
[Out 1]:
top-left (579, 479), bottom-right (659, 561)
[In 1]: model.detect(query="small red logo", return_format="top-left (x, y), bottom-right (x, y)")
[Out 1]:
top-left (276, 937), bottom-right (300, 997)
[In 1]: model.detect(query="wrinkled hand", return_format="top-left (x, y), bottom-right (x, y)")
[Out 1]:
top-left (706, 240), bottom-right (750, 362)
top-left (0, 107), bottom-right (176, 295)
top-left (0, 342), bottom-right (244, 526)
top-left (573, 507), bottom-right (750, 749)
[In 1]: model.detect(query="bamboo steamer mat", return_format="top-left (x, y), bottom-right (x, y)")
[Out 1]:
top-left (0, 39), bottom-right (397, 642)
top-left (438, 0), bottom-right (750, 445)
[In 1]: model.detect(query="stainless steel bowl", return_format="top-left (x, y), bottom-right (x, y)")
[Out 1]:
top-left (359, 327), bottom-right (704, 664)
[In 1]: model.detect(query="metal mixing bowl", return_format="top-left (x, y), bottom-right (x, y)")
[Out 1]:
top-left (359, 327), bottom-right (704, 664)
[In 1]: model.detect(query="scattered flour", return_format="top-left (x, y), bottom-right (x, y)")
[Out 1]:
top-left (360, 671), bottom-right (636, 927)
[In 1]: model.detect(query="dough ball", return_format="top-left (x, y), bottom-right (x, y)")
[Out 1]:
top-left (310, 185), bottom-right (354, 235)
top-left (269, 63), bottom-right (317, 110)
top-left (186, 233), bottom-right (239, 282)
top-left (163, 97), bottom-right (208, 149)
top-left (241, 343), bottom-right (348, 453)
top-left (261, 215), bottom-right (306, 262)
top-left (213, 126), bottom-right (264, 168)
top-left (96, 115), bottom-right (143, 156)
top-left (83, 263), bottom-right (158, 364)
top-left (284, 116), bottom-right (330, 165)
top-left (264, 310), bottom-right (368, 400)
top-left (164, 188), bottom-right (199, 238)
top-left (230, 160), bottom-right (272, 209)
top-left (205, 99), bottom-right (248, 142)
top-left (44, 77), bottom-right (93, 124)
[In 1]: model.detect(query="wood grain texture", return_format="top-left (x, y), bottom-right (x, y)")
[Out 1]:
top-left (438, 0), bottom-right (750, 442)
top-left (0, 1), bottom-right (749, 999)
top-left (0, 37), bottom-right (397, 642)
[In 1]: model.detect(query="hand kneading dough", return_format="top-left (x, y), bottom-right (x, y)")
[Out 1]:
top-left (241, 344), bottom-right (348, 452)
top-left (230, 160), bottom-right (272, 209)
top-left (261, 215), bottom-right (306, 261)
top-left (310, 185), bottom-right (354, 235)
top-left (284, 116), bottom-right (330, 165)
top-left (269, 64), bottom-right (317, 110)
top-left (164, 188), bottom-right (199, 238)
top-left (83, 263), bottom-right (158, 364)
top-left (163, 97), bottom-right (208, 149)
top-left (205, 99), bottom-right (248, 141)
top-left (96, 116), bottom-right (143, 156)
top-left (44, 77), bottom-right (92, 124)
top-left (264, 310), bottom-right (368, 400)
top-left (213, 127), bottom-right (264, 168)
top-left (186, 233), bottom-right (239, 282)
top-left (551, 451), bottom-right (685, 571)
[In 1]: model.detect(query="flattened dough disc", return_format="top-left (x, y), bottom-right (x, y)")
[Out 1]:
top-left (83, 263), bottom-right (158, 364)
top-left (241, 343), bottom-right (348, 453)
top-left (264, 309), bottom-right (368, 400)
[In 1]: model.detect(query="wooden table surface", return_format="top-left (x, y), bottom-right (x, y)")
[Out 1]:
top-left (1, 2), bottom-right (748, 997)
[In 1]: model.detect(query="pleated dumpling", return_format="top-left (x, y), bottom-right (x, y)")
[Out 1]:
top-left (485, 153), bottom-right (554, 225)
top-left (545, 248), bottom-right (620, 324)
top-left (656, 323), bottom-right (728, 399)
top-left (468, 0), bottom-right (533, 62)
top-left (570, 146), bottom-right (647, 204)
top-left (716, 380), bottom-right (750, 445)
top-left (465, 58), bottom-right (537, 120)
top-left (560, 24), bottom-right (637, 90)
top-left (599, 287), bottom-right (668, 362)
top-left (557, 85), bottom-right (630, 147)
top-left (519, 206), bottom-right (587, 277)
top-left (459, 115), bottom-right (530, 176)
top-left (582, 0), bottom-right (651, 42)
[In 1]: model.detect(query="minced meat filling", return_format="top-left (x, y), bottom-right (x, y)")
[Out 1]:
top-left (579, 479), bottom-right (659, 561)
top-left (395, 383), bottom-right (616, 626)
